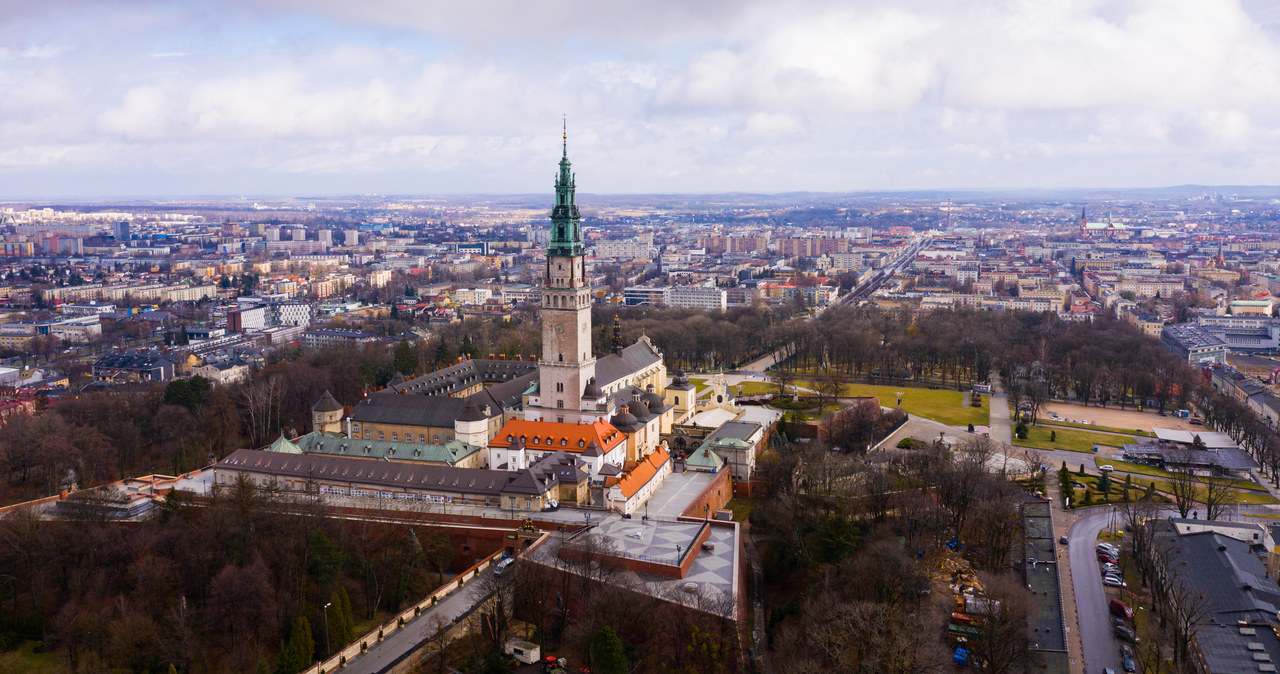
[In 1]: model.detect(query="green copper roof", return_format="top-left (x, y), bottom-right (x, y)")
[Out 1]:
top-left (548, 129), bottom-right (582, 258)
top-left (684, 446), bottom-right (726, 470)
top-left (266, 434), bottom-right (303, 454)
top-left (287, 431), bottom-right (481, 466)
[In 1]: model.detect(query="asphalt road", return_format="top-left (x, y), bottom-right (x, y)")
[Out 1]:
top-left (1068, 508), bottom-right (1124, 674)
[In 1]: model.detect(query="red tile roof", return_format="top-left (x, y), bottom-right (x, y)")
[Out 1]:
top-left (607, 446), bottom-right (670, 499)
top-left (490, 418), bottom-right (625, 453)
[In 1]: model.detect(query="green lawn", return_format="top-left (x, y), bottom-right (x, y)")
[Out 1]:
top-left (1016, 426), bottom-right (1136, 453)
top-left (735, 381), bottom-right (779, 396)
top-left (798, 382), bottom-right (989, 427)
top-left (795, 403), bottom-right (846, 421)
top-left (1102, 460), bottom-right (1267, 493)
top-left (0, 642), bottom-right (61, 673)
top-left (1068, 473), bottom-right (1154, 504)
top-left (726, 497), bottom-right (759, 522)
top-left (1039, 418), bottom-right (1154, 437)
top-left (1116, 475), bottom-right (1278, 505)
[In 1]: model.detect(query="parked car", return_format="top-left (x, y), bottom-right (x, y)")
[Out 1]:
top-left (1101, 564), bottom-right (1121, 576)
top-left (1114, 624), bottom-right (1139, 643)
top-left (1059, 535), bottom-right (1069, 545)
top-left (1104, 575), bottom-right (1127, 588)
top-left (1097, 543), bottom-right (1119, 555)
top-left (1110, 599), bottom-right (1134, 619)
top-left (1098, 552), bottom-right (1119, 564)
top-left (1113, 618), bottom-right (1128, 629)
top-left (1122, 651), bottom-right (1136, 672)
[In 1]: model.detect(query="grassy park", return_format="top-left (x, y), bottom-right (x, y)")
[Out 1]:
top-left (1039, 418), bottom-right (1154, 437)
top-left (1015, 425), bottom-right (1137, 453)
top-left (689, 378), bottom-right (776, 396)
top-left (823, 382), bottom-right (989, 427)
top-left (1101, 459), bottom-right (1269, 493)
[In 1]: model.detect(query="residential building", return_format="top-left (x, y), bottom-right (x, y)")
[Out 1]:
top-left (302, 329), bottom-right (377, 349)
top-left (92, 353), bottom-right (175, 382)
top-left (667, 284), bottom-right (728, 311)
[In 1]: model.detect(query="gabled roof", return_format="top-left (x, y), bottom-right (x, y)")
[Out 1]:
top-left (217, 448), bottom-right (553, 498)
top-left (350, 394), bottom-right (469, 428)
top-left (491, 418), bottom-right (625, 453)
top-left (594, 340), bottom-right (662, 388)
top-left (386, 358), bottom-right (537, 397)
top-left (607, 446), bottom-right (670, 499)
top-left (290, 431), bottom-right (481, 466)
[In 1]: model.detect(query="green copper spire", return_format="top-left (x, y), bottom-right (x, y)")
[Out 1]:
top-left (549, 121), bottom-right (582, 257)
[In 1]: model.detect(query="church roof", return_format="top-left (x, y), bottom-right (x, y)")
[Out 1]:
top-left (491, 418), bottom-right (625, 454)
top-left (594, 340), bottom-right (662, 389)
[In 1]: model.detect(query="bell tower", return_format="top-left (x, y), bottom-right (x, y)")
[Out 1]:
top-left (535, 123), bottom-right (597, 421)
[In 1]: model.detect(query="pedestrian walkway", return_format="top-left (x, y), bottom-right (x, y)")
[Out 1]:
top-left (1043, 477), bottom-right (1085, 673)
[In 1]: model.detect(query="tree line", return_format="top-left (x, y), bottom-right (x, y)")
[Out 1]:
top-left (0, 479), bottom-right (456, 673)
top-left (750, 438), bottom-right (1039, 673)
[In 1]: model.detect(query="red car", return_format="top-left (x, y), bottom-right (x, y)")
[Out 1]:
top-left (1098, 552), bottom-right (1118, 564)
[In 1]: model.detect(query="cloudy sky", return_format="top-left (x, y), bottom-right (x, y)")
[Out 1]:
top-left (3, 0), bottom-right (1280, 197)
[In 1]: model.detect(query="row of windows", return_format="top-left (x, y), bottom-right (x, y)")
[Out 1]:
top-left (351, 425), bottom-right (444, 444)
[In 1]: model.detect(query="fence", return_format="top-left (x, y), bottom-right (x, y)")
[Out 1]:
top-left (300, 543), bottom-right (515, 674)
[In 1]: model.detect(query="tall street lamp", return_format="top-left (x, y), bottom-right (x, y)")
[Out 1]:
top-left (323, 602), bottom-right (332, 657)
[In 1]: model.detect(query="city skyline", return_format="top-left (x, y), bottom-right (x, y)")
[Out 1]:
top-left (3, 1), bottom-right (1280, 198)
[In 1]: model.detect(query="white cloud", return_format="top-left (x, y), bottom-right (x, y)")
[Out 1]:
top-left (2, 0), bottom-right (1280, 194)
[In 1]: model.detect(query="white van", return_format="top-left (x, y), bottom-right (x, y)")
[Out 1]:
top-left (495, 558), bottom-right (515, 576)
